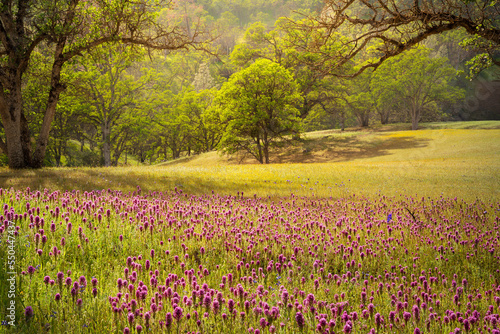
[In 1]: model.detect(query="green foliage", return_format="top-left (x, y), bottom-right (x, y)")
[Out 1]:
top-left (0, 153), bottom-right (8, 166)
top-left (8, 0), bottom-right (495, 168)
top-left (64, 142), bottom-right (101, 167)
top-left (68, 44), bottom-right (149, 166)
top-left (22, 50), bottom-right (52, 138)
top-left (180, 89), bottom-right (224, 153)
top-left (341, 71), bottom-right (375, 127)
top-left (150, 51), bottom-right (206, 94)
top-left (0, 0), bottom-right (214, 168)
top-left (215, 59), bottom-right (302, 163)
top-left (153, 93), bottom-right (193, 159)
top-left (370, 48), bottom-right (466, 129)
top-left (230, 19), bottom-right (347, 120)
top-left (22, 50), bottom-right (88, 167)
top-left (460, 33), bottom-right (500, 78)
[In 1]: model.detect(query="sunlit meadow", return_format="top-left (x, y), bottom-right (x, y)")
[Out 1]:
top-left (1, 124), bottom-right (499, 201)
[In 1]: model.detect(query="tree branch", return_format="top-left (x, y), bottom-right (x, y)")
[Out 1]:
top-left (0, 134), bottom-right (6, 154)
top-left (305, 0), bottom-right (500, 77)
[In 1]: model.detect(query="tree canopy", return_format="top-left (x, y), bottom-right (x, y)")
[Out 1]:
top-left (215, 59), bottom-right (302, 164)
top-left (371, 48), bottom-right (465, 130)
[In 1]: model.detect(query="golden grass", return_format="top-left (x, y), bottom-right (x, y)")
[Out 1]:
top-left (1, 122), bottom-right (499, 200)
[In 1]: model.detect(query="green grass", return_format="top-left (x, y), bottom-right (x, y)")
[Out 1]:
top-left (1, 121), bottom-right (499, 200)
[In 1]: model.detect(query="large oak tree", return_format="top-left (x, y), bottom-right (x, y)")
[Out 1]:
top-left (215, 59), bottom-right (302, 164)
top-left (0, 0), bottom-right (209, 168)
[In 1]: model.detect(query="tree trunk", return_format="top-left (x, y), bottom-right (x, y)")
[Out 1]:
top-left (31, 43), bottom-right (67, 168)
top-left (0, 82), bottom-right (32, 168)
top-left (102, 123), bottom-right (112, 166)
top-left (379, 110), bottom-right (390, 124)
top-left (256, 138), bottom-right (263, 164)
top-left (172, 141), bottom-right (179, 159)
top-left (54, 145), bottom-right (61, 167)
top-left (352, 107), bottom-right (371, 127)
top-left (411, 108), bottom-right (420, 130)
top-left (263, 132), bottom-right (269, 164)
top-left (112, 133), bottom-right (127, 166)
top-left (359, 112), bottom-right (369, 127)
top-left (21, 113), bottom-right (34, 163)
top-left (32, 84), bottom-right (65, 167)
top-left (263, 144), bottom-right (269, 164)
top-left (411, 118), bottom-right (419, 130)
top-left (4, 116), bottom-right (26, 168)
top-left (55, 139), bottom-right (65, 167)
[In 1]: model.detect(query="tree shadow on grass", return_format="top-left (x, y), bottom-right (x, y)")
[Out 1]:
top-left (272, 134), bottom-right (431, 164)
top-left (0, 134), bottom-right (431, 192)
top-left (0, 168), bottom-right (137, 192)
top-left (0, 167), bottom-right (243, 194)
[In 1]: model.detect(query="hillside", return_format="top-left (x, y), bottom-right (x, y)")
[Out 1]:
top-left (157, 121), bottom-right (500, 166)
top-left (1, 121), bottom-right (499, 200)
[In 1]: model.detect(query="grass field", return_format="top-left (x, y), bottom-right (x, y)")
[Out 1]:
top-left (0, 121), bottom-right (499, 200)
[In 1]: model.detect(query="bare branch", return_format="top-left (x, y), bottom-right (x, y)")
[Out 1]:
top-left (302, 0), bottom-right (500, 77)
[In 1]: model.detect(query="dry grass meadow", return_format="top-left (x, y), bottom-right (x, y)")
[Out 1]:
top-left (1, 121), bottom-right (499, 200)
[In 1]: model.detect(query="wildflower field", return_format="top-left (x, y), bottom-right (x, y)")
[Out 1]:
top-left (1, 186), bottom-right (499, 334)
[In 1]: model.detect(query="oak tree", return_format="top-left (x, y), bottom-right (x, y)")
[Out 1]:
top-left (69, 44), bottom-right (147, 166)
top-left (230, 19), bottom-right (346, 119)
top-left (0, 0), bottom-right (209, 168)
top-left (371, 48), bottom-right (465, 130)
top-left (215, 59), bottom-right (302, 164)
